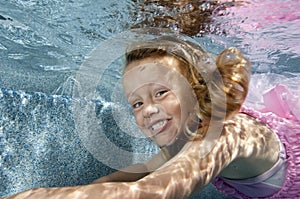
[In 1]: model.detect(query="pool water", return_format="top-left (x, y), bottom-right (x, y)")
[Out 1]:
top-left (0, 0), bottom-right (299, 198)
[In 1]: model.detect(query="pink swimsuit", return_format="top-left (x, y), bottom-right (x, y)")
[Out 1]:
top-left (213, 84), bottom-right (300, 199)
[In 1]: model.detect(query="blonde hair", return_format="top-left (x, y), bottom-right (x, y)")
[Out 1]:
top-left (125, 36), bottom-right (251, 140)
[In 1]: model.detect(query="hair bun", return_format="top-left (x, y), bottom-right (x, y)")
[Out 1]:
top-left (216, 47), bottom-right (248, 67)
top-left (214, 47), bottom-right (251, 118)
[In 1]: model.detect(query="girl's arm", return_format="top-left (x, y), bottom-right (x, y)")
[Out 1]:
top-left (3, 114), bottom-right (280, 199)
top-left (126, 113), bottom-right (281, 198)
top-left (3, 121), bottom-right (236, 199)
top-left (3, 150), bottom-right (168, 199)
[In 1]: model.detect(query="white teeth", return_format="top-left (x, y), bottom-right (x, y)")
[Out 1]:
top-left (151, 120), bottom-right (167, 131)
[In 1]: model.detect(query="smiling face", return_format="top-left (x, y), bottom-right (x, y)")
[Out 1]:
top-left (122, 55), bottom-right (197, 147)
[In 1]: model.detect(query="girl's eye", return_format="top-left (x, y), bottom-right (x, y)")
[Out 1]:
top-left (155, 90), bottom-right (168, 98)
top-left (132, 101), bottom-right (143, 109)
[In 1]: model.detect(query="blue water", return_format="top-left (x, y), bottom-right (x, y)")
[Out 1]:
top-left (0, 0), bottom-right (299, 198)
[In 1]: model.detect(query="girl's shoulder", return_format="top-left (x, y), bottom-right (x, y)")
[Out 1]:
top-left (224, 113), bottom-right (274, 137)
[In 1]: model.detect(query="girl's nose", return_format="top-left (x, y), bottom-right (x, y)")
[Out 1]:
top-left (143, 104), bottom-right (159, 118)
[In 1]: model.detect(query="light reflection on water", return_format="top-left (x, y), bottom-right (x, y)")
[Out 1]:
top-left (213, 0), bottom-right (300, 74)
top-left (0, 0), bottom-right (298, 76)
top-left (0, 0), bottom-right (298, 85)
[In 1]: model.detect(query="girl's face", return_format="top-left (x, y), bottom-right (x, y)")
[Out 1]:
top-left (122, 56), bottom-right (197, 147)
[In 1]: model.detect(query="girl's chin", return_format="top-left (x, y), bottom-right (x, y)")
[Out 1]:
top-left (147, 128), bottom-right (183, 147)
top-left (155, 136), bottom-right (178, 148)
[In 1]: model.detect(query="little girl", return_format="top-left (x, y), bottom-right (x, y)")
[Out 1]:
top-left (3, 35), bottom-right (300, 199)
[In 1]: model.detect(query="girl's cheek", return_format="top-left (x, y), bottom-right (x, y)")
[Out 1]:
top-left (166, 99), bottom-right (180, 111)
top-left (134, 112), bottom-right (143, 126)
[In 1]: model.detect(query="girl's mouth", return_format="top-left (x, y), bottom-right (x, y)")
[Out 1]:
top-left (150, 119), bottom-right (170, 136)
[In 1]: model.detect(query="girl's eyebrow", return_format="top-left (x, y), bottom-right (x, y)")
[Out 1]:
top-left (150, 83), bottom-right (169, 89)
top-left (127, 94), bottom-right (139, 103)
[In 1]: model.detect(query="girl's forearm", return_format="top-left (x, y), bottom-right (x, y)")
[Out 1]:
top-left (4, 182), bottom-right (173, 199)
top-left (130, 114), bottom-right (279, 199)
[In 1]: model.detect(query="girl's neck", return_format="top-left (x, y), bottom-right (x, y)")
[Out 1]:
top-left (160, 131), bottom-right (192, 160)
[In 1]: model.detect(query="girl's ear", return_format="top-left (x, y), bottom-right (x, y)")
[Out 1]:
top-left (215, 47), bottom-right (251, 117)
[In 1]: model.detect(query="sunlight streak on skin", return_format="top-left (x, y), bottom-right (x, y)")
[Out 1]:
top-left (130, 113), bottom-right (280, 199)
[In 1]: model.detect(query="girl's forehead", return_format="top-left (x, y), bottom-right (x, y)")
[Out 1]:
top-left (122, 63), bottom-right (178, 96)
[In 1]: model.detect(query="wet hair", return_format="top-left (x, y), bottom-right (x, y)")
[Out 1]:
top-left (124, 36), bottom-right (250, 140)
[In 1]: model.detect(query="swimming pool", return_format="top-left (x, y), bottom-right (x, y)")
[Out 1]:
top-left (0, 0), bottom-right (299, 198)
